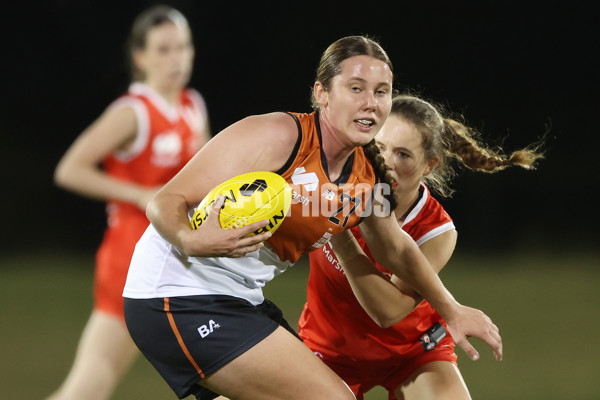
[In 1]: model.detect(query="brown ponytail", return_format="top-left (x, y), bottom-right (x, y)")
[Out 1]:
top-left (362, 139), bottom-right (398, 210)
top-left (444, 118), bottom-right (544, 173)
top-left (388, 94), bottom-right (546, 197)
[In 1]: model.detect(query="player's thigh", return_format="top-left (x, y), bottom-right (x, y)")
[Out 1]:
top-left (56, 311), bottom-right (137, 398)
top-left (80, 311), bottom-right (138, 365)
top-left (394, 361), bottom-right (470, 400)
top-left (202, 326), bottom-right (355, 400)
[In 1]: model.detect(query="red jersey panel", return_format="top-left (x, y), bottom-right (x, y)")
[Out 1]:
top-left (298, 184), bottom-right (456, 368)
top-left (266, 112), bottom-right (377, 264)
top-left (95, 83), bottom-right (207, 318)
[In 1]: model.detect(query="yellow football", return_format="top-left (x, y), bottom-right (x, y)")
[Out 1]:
top-left (190, 171), bottom-right (292, 235)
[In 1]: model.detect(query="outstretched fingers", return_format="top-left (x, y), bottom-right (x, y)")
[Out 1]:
top-left (482, 316), bottom-right (502, 361)
top-left (476, 310), bottom-right (503, 361)
top-left (448, 307), bottom-right (503, 362)
top-left (454, 336), bottom-right (480, 362)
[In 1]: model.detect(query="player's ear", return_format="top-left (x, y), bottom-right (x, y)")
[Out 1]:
top-left (424, 157), bottom-right (439, 177)
top-left (132, 49), bottom-right (147, 74)
top-left (313, 81), bottom-right (328, 107)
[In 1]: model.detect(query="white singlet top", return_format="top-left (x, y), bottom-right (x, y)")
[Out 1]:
top-left (122, 223), bottom-right (293, 305)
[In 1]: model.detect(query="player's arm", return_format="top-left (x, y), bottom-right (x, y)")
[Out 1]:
top-left (54, 105), bottom-right (159, 211)
top-left (146, 112), bottom-right (298, 258)
top-left (388, 228), bottom-right (458, 306)
top-left (358, 210), bottom-right (502, 361)
top-left (331, 228), bottom-right (457, 328)
top-left (330, 229), bottom-right (418, 328)
top-left (191, 91), bottom-right (213, 151)
top-left (197, 116), bottom-right (212, 150)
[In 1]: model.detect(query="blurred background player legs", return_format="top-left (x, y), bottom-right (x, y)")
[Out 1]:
top-left (47, 312), bottom-right (137, 399)
top-left (45, 5), bottom-right (211, 400)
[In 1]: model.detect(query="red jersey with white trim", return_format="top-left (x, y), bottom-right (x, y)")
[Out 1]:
top-left (95, 83), bottom-right (207, 318)
top-left (298, 184), bottom-right (455, 363)
top-left (266, 111), bottom-right (377, 264)
top-left (103, 83), bottom-right (206, 224)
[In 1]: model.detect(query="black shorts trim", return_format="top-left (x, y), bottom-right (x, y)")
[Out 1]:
top-left (124, 295), bottom-right (299, 399)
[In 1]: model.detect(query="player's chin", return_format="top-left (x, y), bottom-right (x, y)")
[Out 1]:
top-left (354, 131), bottom-right (379, 147)
top-left (355, 123), bottom-right (380, 141)
top-left (166, 72), bottom-right (190, 88)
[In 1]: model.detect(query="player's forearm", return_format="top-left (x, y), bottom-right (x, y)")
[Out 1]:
top-left (374, 236), bottom-right (458, 319)
top-left (359, 216), bottom-right (459, 320)
top-left (331, 235), bottom-right (417, 327)
top-left (146, 191), bottom-right (192, 251)
top-left (54, 165), bottom-right (149, 208)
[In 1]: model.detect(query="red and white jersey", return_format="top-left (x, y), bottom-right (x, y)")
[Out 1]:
top-left (103, 82), bottom-right (208, 227)
top-left (95, 82), bottom-right (207, 317)
top-left (298, 184), bottom-right (455, 363)
top-left (124, 111), bottom-right (377, 305)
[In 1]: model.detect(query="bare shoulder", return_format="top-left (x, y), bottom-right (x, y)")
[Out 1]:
top-left (85, 102), bottom-right (138, 142)
top-left (419, 229), bottom-right (458, 273)
top-left (67, 103), bottom-right (138, 157)
top-left (423, 228), bottom-right (457, 249)
top-left (164, 112), bottom-right (301, 206)
top-left (227, 112), bottom-right (298, 148)
top-left (98, 99), bottom-right (139, 126)
top-left (204, 112), bottom-right (299, 171)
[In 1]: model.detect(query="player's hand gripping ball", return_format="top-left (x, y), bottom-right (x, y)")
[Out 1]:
top-left (190, 171), bottom-right (292, 235)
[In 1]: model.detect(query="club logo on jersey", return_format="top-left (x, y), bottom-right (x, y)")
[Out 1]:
top-left (152, 131), bottom-right (183, 166)
top-left (419, 321), bottom-right (447, 351)
top-left (322, 188), bottom-right (335, 201)
top-left (291, 167), bottom-right (319, 192)
top-left (197, 319), bottom-right (221, 338)
top-left (311, 231), bottom-right (332, 249)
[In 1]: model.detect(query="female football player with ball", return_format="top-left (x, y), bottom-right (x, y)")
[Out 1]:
top-left (299, 93), bottom-right (544, 400)
top-left (48, 6), bottom-right (211, 400)
top-left (123, 35), bottom-right (503, 400)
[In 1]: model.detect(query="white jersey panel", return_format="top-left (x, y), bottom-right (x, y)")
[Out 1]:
top-left (123, 224), bottom-right (293, 305)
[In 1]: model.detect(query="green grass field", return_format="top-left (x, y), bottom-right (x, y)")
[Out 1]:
top-left (1, 249), bottom-right (598, 399)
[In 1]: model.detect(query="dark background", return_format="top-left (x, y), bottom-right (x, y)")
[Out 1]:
top-left (2, 1), bottom-right (598, 255)
top-left (2, 2), bottom-right (599, 399)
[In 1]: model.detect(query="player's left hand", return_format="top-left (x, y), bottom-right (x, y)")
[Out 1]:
top-left (445, 305), bottom-right (503, 362)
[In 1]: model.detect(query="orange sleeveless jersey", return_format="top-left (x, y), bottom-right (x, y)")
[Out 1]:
top-left (265, 111), bottom-right (377, 264)
top-left (95, 83), bottom-right (206, 318)
top-left (298, 185), bottom-right (457, 396)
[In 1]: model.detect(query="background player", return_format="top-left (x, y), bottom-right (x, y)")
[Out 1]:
top-left (46, 6), bottom-right (211, 400)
